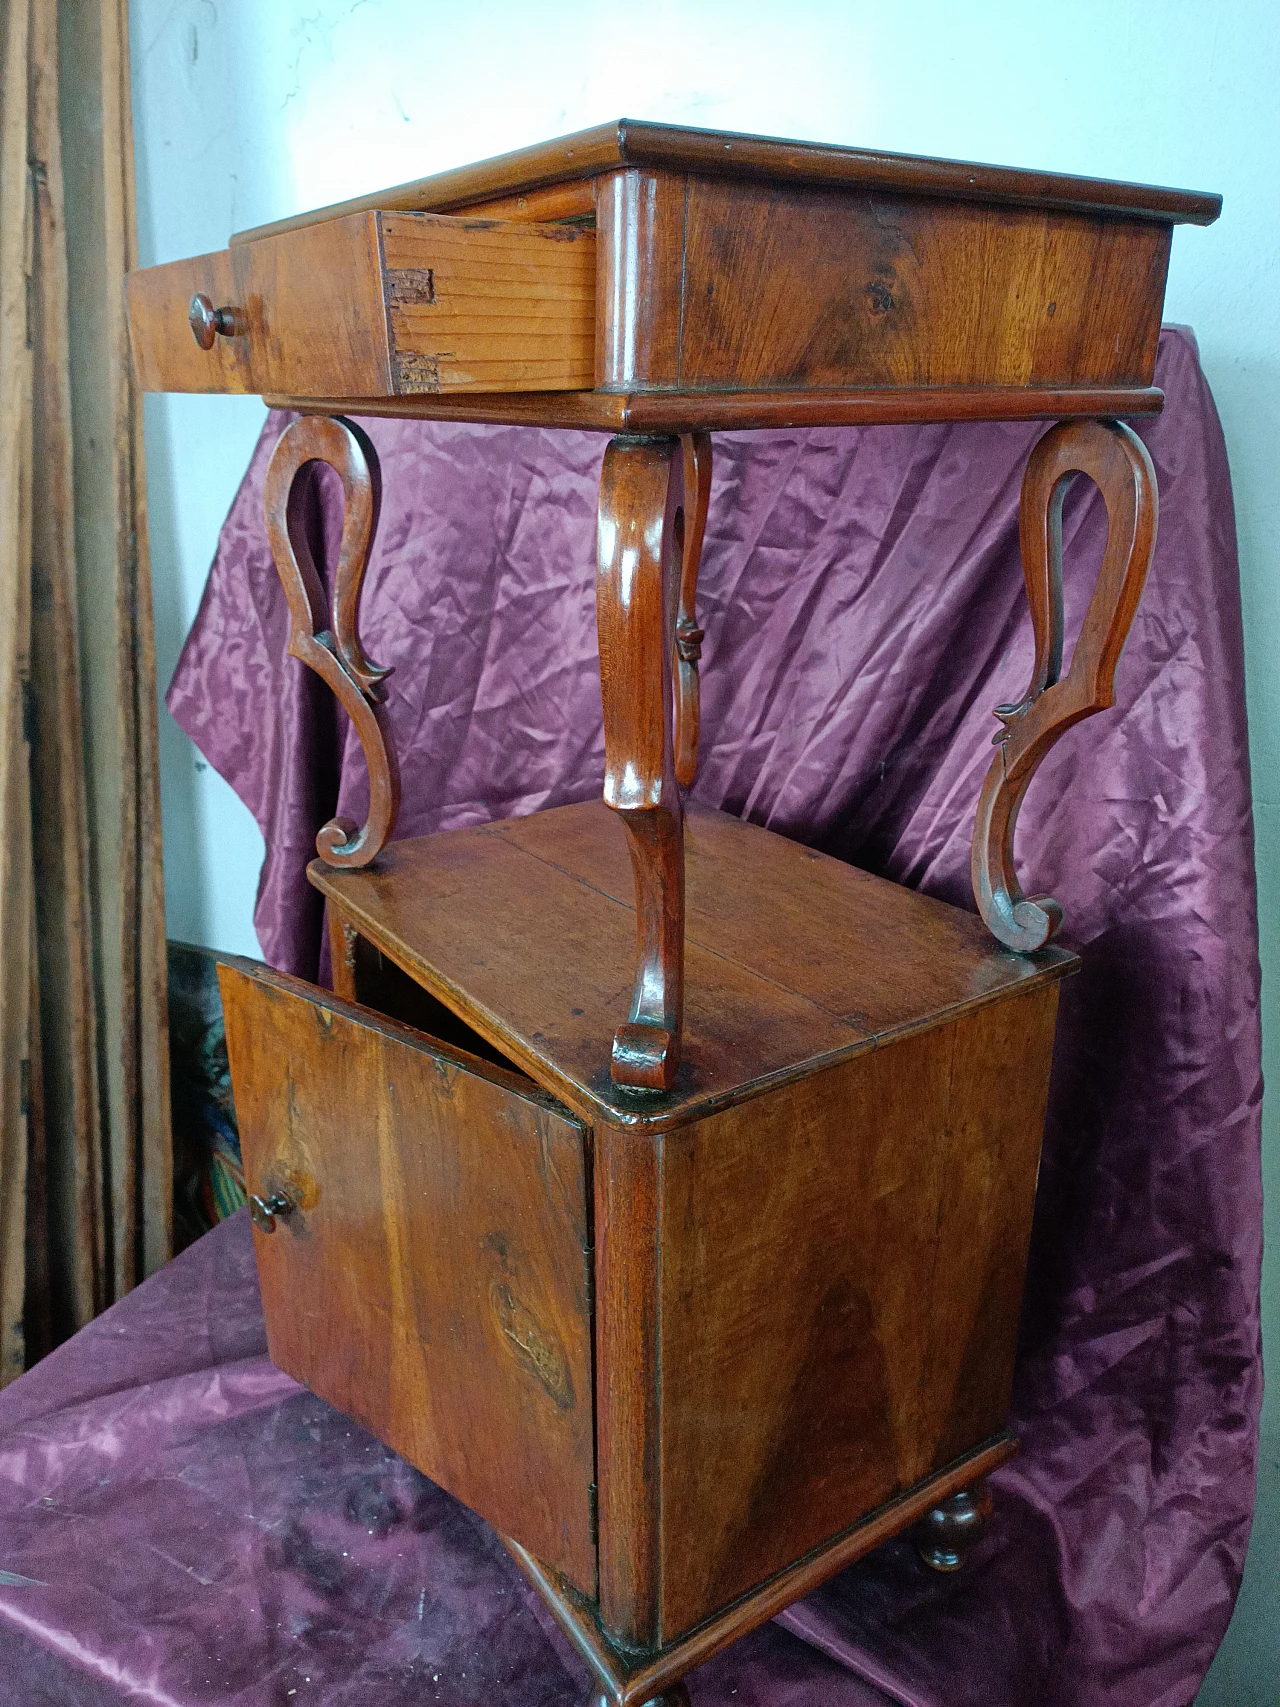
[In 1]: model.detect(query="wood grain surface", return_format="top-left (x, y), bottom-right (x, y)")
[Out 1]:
top-left (594, 170), bottom-right (686, 390)
top-left (130, 109), bottom-right (1209, 1707)
top-left (219, 957), bottom-right (597, 1594)
top-left (674, 431), bottom-right (712, 786)
top-left (262, 414), bottom-right (401, 867)
top-left (127, 192), bottom-right (1175, 423)
top-left (593, 1126), bottom-right (663, 1646)
top-left (129, 124), bottom-right (1212, 423)
top-left (595, 171), bottom-right (1171, 396)
top-left (654, 983), bottom-right (1059, 1635)
top-left (306, 856), bottom-right (1060, 1651)
top-left (461, 177), bottom-right (598, 224)
top-left (278, 799), bottom-right (1067, 1660)
top-left (677, 180), bottom-right (1171, 391)
top-left (378, 211), bottom-right (594, 392)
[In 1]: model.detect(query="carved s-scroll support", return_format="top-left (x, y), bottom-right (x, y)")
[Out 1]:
top-left (972, 418), bottom-right (1157, 951)
top-left (263, 414), bottom-right (400, 868)
top-left (674, 431), bottom-right (712, 787)
top-left (597, 435), bottom-right (686, 1092)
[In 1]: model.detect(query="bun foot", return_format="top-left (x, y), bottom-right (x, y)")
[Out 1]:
top-left (913, 1478), bottom-right (994, 1571)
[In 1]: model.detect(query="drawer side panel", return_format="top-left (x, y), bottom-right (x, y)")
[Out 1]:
top-left (378, 211), bottom-right (595, 393)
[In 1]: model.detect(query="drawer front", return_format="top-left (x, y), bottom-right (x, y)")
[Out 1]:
top-left (218, 958), bottom-right (596, 1594)
top-left (127, 210), bottom-right (595, 399)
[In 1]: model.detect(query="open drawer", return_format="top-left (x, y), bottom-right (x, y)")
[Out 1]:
top-left (217, 957), bottom-right (597, 1594)
top-left (126, 210), bottom-right (596, 399)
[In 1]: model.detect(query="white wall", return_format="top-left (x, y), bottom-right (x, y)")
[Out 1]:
top-left (130, 1), bottom-right (1278, 1694)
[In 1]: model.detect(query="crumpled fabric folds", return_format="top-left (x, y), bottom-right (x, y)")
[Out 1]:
top-left (0, 327), bottom-right (1261, 1707)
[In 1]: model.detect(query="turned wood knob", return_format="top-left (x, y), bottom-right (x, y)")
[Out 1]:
top-left (189, 292), bottom-right (243, 349)
top-left (913, 1478), bottom-right (994, 1571)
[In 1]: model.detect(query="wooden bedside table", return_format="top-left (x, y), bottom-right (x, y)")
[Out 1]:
top-left (126, 121), bottom-right (1218, 1707)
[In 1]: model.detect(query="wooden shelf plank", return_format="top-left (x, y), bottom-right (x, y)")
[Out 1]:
top-left (310, 800), bottom-right (1076, 1131)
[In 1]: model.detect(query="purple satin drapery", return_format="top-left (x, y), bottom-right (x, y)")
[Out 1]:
top-left (0, 327), bottom-right (1262, 1707)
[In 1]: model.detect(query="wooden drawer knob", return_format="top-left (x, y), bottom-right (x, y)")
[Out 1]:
top-left (189, 292), bottom-right (243, 349)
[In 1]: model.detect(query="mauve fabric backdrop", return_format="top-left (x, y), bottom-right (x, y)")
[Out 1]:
top-left (0, 328), bottom-right (1261, 1707)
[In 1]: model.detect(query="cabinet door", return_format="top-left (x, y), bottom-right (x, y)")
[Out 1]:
top-left (219, 959), bottom-right (596, 1594)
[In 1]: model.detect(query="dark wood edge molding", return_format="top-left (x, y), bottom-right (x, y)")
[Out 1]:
top-left (613, 123), bottom-right (1221, 225)
top-left (619, 385), bottom-right (1167, 432)
top-left (503, 1430), bottom-right (1018, 1706)
top-left (266, 385), bottom-right (1166, 435)
top-left (232, 120), bottom-right (1219, 247)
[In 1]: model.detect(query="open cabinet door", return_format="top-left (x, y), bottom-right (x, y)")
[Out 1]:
top-left (218, 958), bottom-right (597, 1595)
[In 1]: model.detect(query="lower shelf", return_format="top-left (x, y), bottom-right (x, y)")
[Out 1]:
top-left (311, 798), bottom-right (1075, 1131)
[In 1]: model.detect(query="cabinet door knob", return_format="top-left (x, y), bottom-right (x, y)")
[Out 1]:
top-left (249, 1190), bottom-right (294, 1234)
top-left (189, 292), bottom-right (243, 349)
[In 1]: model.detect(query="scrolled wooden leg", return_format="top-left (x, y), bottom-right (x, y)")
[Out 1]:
top-left (913, 1477), bottom-right (994, 1572)
top-left (596, 435), bottom-right (686, 1092)
top-left (972, 417), bottom-right (1157, 951)
top-left (674, 430), bottom-right (712, 787)
top-left (263, 414), bottom-right (400, 869)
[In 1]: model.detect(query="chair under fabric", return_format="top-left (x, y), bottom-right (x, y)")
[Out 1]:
top-left (0, 327), bottom-right (1260, 1707)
